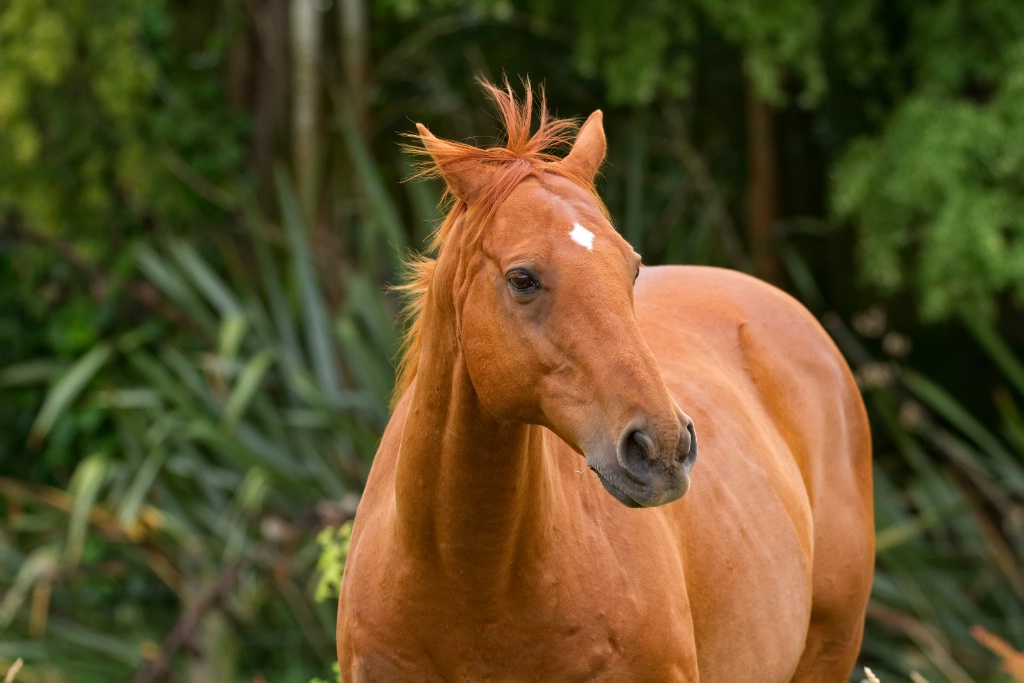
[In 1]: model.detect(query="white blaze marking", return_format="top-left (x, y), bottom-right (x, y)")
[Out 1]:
top-left (569, 222), bottom-right (594, 251)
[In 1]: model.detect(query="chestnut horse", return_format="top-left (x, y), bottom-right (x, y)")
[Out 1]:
top-left (337, 82), bottom-right (874, 682)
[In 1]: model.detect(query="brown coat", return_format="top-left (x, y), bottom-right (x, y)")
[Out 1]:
top-left (337, 82), bottom-right (874, 682)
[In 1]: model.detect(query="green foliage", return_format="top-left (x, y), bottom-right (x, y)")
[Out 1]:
top-left (834, 82), bottom-right (1024, 322)
top-left (374, 0), bottom-right (824, 106)
top-left (0, 0), bottom-right (250, 472)
top-left (570, 0), bottom-right (698, 105)
top-left (378, 0), bottom-right (514, 21)
top-left (838, 326), bottom-right (1024, 681)
top-left (314, 521), bottom-right (354, 604)
top-left (0, 0), bottom-right (246, 371)
top-left (3, 0), bottom-right (1024, 681)
top-left (903, 0), bottom-right (1024, 95)
top-left (832, 4), bottom-right (1024, 322)
top-left (309, 662), bottom-right (343, 683)
top-left (0, 183), bottom-right (395, 680)
top-left (0, 0), bottom-right (244, 235)
top-left (699, 0), bottom-right (824, 105)
top-left (569, 0), bottom-right (825, 105)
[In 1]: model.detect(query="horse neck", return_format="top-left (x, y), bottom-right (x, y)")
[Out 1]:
top-left (394, 270), bottom-right (555, 593)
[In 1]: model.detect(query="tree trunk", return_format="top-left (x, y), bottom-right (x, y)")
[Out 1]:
top-left (340, 0), bottom-right (369, 138)
top-left (227, 0), bottom-right (289, 201)
top-left (290, 0), bottom-right (322, 218)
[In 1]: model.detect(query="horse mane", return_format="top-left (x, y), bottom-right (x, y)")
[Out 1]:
top-left (393, 78), bottom-right (607, 404)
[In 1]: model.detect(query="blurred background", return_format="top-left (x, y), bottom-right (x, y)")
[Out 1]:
top-left (2, 0), bottom-right (1024, 681)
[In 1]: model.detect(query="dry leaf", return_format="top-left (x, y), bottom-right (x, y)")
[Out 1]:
top-left (3, 658), bottom-right (23, 683)
top-left (972, 624), bottom-right (1024, 682)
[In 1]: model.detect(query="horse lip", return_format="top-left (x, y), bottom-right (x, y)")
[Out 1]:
top-left (588, 464), bottom-right (644, 508)
top-left (587, 454), bottom-right (691, 507)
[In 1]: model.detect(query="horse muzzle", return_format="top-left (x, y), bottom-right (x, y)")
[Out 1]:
top-left (587, 416), bottom-right (697, 508)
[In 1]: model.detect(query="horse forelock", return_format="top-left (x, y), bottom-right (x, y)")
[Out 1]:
top-left (393, 78), bottom-right (608, 404)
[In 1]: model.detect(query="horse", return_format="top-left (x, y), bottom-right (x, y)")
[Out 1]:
top-left (336, 80), bottom-right (874, 682)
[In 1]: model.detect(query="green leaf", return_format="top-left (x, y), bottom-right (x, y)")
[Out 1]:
top-left (65, 452), bottom-right (109, 570)
top-left (276, 168), bottom-right (343, 403)
top-left (962, 312), bottom-right (1024, 398)
top-left (115, 446), bottom-right (167, 528)
top-left (218, 313), bottom-right (250, 361)
top-left (222, 349), bottom-right (275, 430)
top-left (45, 616), bottom-right (144, 666)
top-left (171, 240), bottom-right (242, 317)
top-left (30, 343), bottom-right (113, 445)
top-left (335, 101), bottom-right (408, 258)
top-left (0, 359), bottom-right (68, 387)
top-left (0, 547), bottom-right (58, 630)
top-left (903, 369), bottom-right (1016, 462)
top-left (136, 243), bottom-right (217, 334)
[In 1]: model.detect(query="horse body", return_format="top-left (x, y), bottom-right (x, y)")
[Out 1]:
top-left (337, 83), bottom-right (873, 682)
top-left (637, 266), bottom-right (872, 681)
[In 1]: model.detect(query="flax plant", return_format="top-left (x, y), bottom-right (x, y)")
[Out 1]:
top-left (0, 175), bottom-right (401, 682)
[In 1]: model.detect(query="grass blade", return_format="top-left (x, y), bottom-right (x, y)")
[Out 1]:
top-left (29, 344), bottom-right (113, 446)
top-left (963, 313), bottom-right (1024, 397)
top-left (0, 360), bottom-right (68, 388)
top-left (136, 244), bottom-right (216, 334)
top-left (65, 453), bottom-right (109, 570)
top-left (335, 101), bottom-right (408, 258)
top-left (115, 446), bottom-right (168, 528)
top-left (276, 168), bottom-right (343, 403)
top-left (170, 241), bottom-right (242, 317)
top-left (222, 350), bottom-right (275, 430)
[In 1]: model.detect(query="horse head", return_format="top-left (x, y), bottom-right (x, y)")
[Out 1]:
top-left (409, 83), bottom-right (697, 507)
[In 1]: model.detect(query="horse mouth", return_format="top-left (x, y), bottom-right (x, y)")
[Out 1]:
top-left (589, 466), bottom-right (644, 508)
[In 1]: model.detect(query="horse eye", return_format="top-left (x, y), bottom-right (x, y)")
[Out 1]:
top-left (507, 270), bottom-right (538, 292)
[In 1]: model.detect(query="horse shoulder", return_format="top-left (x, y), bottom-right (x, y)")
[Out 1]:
top-left (337, 388), bottom-right (411, 678)
top-left (635, 265), bottom-right (869, 494)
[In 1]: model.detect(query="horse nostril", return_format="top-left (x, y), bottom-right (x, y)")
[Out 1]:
top-left (617, 429), bottom-right (654, 484)
top-left (681, 421), bottom-right (698, 470)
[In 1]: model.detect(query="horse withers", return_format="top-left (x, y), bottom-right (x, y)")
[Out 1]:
top-left (336, 81), bottom-right (874, 682)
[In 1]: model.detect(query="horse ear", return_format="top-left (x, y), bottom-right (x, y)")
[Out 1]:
top-left (416, 123), bottom-right (495, 203)
top-left (556, 110), bottom-right (606, 183)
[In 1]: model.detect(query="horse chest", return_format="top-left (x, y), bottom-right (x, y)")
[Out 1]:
top-left (348, 608), bottom-right (693, 683)
top-left (342, 537), bottom-right (698, 682)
